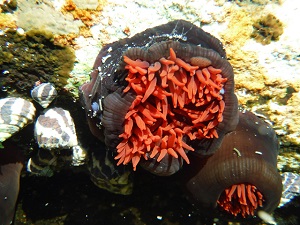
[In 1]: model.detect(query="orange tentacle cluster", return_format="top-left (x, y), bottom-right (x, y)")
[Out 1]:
top-left (218, 183), bottom-right (264, 217)
top-left (115, 48), bottom-right (227, 170)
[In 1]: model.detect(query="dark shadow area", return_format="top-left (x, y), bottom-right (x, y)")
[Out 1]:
top-left (15, 167), bottom-right (300, 225)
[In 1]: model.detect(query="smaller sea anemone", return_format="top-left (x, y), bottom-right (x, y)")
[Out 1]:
top-left (183, 111), bottom-right (282, 218)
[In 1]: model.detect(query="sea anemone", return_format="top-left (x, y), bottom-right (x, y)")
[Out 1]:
top-left (183, 111), bottom-right (282, 218)
top-left (79, 20), bottom-right (238, 173)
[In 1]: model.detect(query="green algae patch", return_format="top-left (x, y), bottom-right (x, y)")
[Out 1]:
top-left (251, 14), bottom-right (284, 45)
top-left (0, 29), bottom-right (75, 95)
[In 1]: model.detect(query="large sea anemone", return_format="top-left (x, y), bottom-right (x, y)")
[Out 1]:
top-left (80, 20), bottom-right (238, 175)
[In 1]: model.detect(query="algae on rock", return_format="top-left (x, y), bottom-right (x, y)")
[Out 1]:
top-left (0, 29), bottom-right (75, 96)
top-left (251, 14), bottom-right (284, 45)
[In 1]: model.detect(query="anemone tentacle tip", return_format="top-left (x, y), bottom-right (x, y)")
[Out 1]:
top-left (218, 183), bottom-right (264, 218)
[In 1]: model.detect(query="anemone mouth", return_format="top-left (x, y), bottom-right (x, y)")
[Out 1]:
top-left (218, 183), bottom-right (264, 218)
top-left (114, 47), bottom-right (228, 170)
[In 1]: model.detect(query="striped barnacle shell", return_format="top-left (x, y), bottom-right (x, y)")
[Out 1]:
top-left (0, 97), bottom-right (36, 142)
top-left (34, 107), bottom-right (78, 149)
top-left (31, 83), bottom-right (57, 108)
